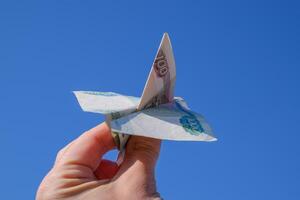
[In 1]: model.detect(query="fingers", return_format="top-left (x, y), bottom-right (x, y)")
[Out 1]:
top-left (55, 122), bottom-right (116, 171)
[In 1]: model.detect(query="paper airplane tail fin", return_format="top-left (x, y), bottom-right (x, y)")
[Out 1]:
top-left (137, 33), bottom-right (176, 110)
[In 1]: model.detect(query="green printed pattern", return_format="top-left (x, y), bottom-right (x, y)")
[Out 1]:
top-left (175, 102), bottom-right (204, 136)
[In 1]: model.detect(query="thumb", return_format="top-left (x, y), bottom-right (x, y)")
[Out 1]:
top-left (113, 136), bottom-right (161, 198)
top-left (116, 136), bottom-right (161, 178)
top-left (114, 136), bottom-right (161, 199)
top-left (124, 136), bottom-right (161, 170)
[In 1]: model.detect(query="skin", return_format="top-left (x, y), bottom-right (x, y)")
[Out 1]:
top-left (36, 123), bottom-right (162, 200)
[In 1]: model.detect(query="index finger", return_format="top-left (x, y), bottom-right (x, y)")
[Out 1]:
top-left (56, 122), bottom-right (116, 171)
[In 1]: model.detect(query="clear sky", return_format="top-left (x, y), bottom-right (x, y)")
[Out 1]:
top-left (0, 1), bottom-right (299, 199)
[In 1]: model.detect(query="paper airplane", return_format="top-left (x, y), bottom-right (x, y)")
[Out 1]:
top-left (74, 33), bottom-right (216, 150)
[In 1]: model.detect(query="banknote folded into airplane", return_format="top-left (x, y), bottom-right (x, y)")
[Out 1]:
top-left (74, 33), bottom-right (216, 151)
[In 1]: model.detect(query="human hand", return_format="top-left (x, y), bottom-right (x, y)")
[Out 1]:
top-left (36, 123), bottom-right (161, 200)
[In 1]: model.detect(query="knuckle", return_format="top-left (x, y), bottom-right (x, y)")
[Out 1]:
top-left (55, 147), bottom-right (66, 163)
top-left (56, 148), bottom-right (65, 158)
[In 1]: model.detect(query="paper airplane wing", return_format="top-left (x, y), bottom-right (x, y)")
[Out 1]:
top-left (111, 99), bottom-right (216, 141)
top-left (74, 91), bottom-right (140, 114)
top-left (137, 33), bottom-right (176, 110)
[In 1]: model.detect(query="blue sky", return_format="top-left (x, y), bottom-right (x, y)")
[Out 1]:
top-left (0, 1), bottom-right (299, 199)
